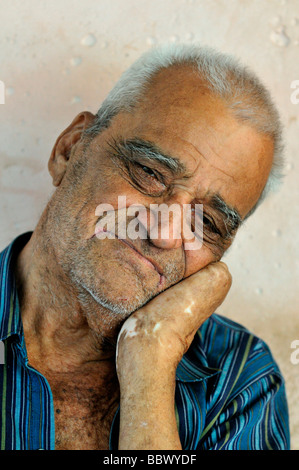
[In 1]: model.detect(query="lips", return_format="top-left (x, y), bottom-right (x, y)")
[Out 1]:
top-left (118, 238), bottom-right (163, 275)
top-left (120, 239), bottom-right (166, 290)
top-left (92, 226), bottom-right (165, 286)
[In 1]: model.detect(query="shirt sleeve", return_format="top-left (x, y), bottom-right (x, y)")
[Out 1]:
top-left (197, 333), bottom-right (290, 450)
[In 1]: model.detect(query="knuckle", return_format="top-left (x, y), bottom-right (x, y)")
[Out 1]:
top-left (211, 261), bottom-right (230, 278)
top-left (206, 262), bottom-right (232, 292)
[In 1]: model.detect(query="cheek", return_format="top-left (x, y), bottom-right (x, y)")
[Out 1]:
top-left (183, 245), bottom-right (217, 278)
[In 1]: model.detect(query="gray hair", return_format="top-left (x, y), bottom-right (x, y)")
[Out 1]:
top-left (84, 43), bottom-right (284, 218)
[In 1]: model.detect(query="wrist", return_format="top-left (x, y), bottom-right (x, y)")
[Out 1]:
top-left (116, 323), bottom-right (185, 383)
top-left (118, 372), bottom-right (180, 450)
top-left (117, 355), bottom-right (177, 394)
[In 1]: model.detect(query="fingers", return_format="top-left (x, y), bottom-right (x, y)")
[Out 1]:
top-left (138, 261), bottom-right (232, 334)
top-left (116, 261), bottom-right (232, 371)
top-left (176, 261), bottom-right (232, 332)
top-left (152, 261), bottom-right (231, 313)
top-left (183, 261), bottom-right (232, 307)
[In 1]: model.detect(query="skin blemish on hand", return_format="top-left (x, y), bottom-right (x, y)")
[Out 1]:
top-left (184, 301), bottom-right (195, 315)
top-left (115, 317), bottom-right (139, 368)
top-left (121, 317), bottom-right (139, 339)
top-left (153, 322), bottom-right (161, 333)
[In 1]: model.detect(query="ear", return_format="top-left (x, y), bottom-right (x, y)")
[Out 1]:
top-left (48, 111), bottom-right (95, 186)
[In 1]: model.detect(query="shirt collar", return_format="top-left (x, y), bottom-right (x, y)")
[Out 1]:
top-left (0, 232), bottom-right (32, 341)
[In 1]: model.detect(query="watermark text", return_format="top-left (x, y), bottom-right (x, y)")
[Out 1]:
top-left (94, 196), bottom-right (204, 251)
top-left (290, 80), bottom-right (299, 104)
top-left (290, 340), bottom-right (299, 365)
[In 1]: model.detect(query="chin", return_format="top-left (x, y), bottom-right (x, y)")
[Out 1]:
top-left (67, 249), bottom-right (164, 316)
top-left (73, 271), bottom-right (157, 318)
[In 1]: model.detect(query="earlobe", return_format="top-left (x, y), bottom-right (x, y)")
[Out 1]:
top-left (48, 111), bottom-right (95, 187)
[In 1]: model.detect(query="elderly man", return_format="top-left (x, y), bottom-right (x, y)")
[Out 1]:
top-left (0, 44), bottom-right (289, 450)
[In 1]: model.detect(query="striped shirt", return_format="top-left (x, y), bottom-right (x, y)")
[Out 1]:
top-left (0, 233), bottom-right (290, 450)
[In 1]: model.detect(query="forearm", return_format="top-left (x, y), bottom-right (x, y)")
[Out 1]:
top-left (116, 262), bottom-right (232, 450)
top-left (118, 371), bottom-right (181, 450)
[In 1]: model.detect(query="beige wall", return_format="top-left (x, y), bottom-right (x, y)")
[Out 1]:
top-left (0, 0), bottom-right (298, 449)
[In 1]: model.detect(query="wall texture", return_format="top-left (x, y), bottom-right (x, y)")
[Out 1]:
top-left (0, 0), bottom-right (298, 449)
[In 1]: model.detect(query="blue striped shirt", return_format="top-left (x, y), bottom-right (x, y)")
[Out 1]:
top-left (0, 233), bottom-right (290, 450)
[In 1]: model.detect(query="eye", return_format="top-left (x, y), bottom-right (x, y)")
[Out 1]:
top-left (203, 215), bottom-right (214, 229)
top-left (139, 164), bottom-right (158, 179)
top-left (125, 161), bottom-right (166, 196)
top-left (203, 214), bottom-right (221, 236)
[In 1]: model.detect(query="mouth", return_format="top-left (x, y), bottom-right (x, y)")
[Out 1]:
top-left (118, 238), bottom-right (166, 289)
top-left (119, 238), bottom-right (162, 272)
top-left (92, 228), bottom-right (166, 289)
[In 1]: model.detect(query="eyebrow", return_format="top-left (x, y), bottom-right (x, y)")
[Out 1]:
top-left (210, 193), bottom-right (243, 237)
top-left (108, 137), bottom-right (243, 237)
top-left (107, 137), bottom-right (186, 176)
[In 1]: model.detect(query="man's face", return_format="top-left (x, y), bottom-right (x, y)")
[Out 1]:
top-left (48, 66), bottom-right (274, 323)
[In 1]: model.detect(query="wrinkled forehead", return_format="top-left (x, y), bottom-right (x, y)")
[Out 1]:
top-left (133, 64), bottom-right (227, 123)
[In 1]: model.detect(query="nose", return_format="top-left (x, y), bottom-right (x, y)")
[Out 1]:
top-left (136, 200), bottom-right (202, 251)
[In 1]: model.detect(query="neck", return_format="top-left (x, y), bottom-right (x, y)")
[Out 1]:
top-left (14, 220), bottom-right (123, 376)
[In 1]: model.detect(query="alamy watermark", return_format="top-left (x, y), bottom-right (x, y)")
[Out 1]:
top-left (94, 196), bottom-right (203, 251)
top-left (290, 80), bottom-right (299, 104)
top-left (0, 80), bottom-right (5, 104)
top-left (290, 340), bottom-right (299, 365)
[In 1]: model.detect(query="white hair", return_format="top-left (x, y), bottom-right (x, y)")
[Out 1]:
top-left (85, 43), bottom-right (284, 217)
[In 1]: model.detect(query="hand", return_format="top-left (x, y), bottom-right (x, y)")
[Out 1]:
top-left (116, 261), bottom-right (232, 378)
top-left (116, 261), bottom-right (232, 450)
